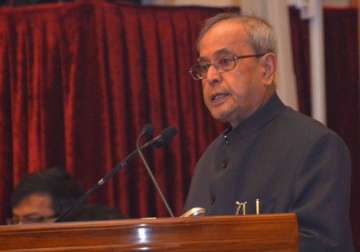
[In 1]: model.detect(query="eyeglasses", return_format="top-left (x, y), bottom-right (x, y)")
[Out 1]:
top-left (189, 53), bottom-right (266, 80)
top-left (7, 215), bottom-right (56, 225)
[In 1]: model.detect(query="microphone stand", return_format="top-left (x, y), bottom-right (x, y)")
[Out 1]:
top-left (56, 126), bottom-right (177, 222)
top-left (55, 150), bottom-right (137, 222)
top-left (136, 127), bottom-right (175, 217)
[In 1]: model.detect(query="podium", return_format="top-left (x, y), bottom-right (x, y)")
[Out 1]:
top-left (0, 213), bottom-right (298, 252)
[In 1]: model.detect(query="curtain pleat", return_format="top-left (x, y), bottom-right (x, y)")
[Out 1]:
top-left (289, 7), bottom-right (311, 115)
top-left (0, 14), bottom-right (12, 222)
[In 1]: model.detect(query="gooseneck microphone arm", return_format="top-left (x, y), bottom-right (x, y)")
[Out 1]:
top-left (136, 125), bottom-right (175, 217)
top-left (55, 126), bottom-right (177, 222)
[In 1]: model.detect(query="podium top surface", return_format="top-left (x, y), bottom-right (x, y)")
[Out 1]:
top-left (0, 213), bottom-right (299, 252)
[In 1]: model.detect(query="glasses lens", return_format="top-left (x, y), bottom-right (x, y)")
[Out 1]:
top-left (216, 56), bottom-right (236, 72)
top-left (7, 215), bottom-right (56, 225)
top-left (190, 63), bottom-right (208, 80)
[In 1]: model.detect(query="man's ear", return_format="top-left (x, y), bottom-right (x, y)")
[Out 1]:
top-left (260, 53), bottom-right (277, 86)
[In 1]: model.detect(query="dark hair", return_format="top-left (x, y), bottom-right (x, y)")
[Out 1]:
top-left (11, 167), bottom-right (84, 217)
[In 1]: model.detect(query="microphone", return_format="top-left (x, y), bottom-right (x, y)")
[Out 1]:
top-left (139, 123), bottom-right (154, 139)
top-left (136, 124), bottom-right (176, 217)
top-left (141, 127), bottom-right (177, 149)
top-left (55, 126), bottom-right (177, 222)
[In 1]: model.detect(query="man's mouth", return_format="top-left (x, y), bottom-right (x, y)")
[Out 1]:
top-left (211, 93), bottom-right (230, 103)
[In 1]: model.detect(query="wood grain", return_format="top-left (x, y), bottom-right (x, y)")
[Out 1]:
top-left (0, 213), bottom-right (298, 252)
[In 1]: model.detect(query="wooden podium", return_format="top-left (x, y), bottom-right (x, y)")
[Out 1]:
top-left (0, 213), bottom-right (298, 252)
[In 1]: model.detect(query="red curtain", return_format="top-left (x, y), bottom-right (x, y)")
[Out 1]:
top-left (323, 8), bottom-right (359, 250)
top-left (289, 7), bottom-right (311, 115)
top-left (0, 1), bottom-right (223, 221)
top-left (0, 1), bottom-right (359, 250)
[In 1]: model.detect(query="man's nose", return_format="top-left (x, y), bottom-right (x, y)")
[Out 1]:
top-left (205, 65), bottom-right (222, 86)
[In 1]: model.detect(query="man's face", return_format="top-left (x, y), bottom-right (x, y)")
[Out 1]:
top-left (198, 20), bottom-right (275, 127)
top-left (11, 193), bottom-right (56, 224)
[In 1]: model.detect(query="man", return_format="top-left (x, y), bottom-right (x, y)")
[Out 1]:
top-left (185, 13), bottom-right (353, 252)
top-left (10, 167), bottom-right (125, 224)
top-left (9, 167), bottom-right (84, 224)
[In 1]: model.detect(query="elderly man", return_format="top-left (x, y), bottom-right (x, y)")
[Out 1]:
top-left (185, 13), bottom-right (353, 252)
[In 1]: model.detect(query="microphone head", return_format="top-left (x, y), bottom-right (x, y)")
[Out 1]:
top-left (153, 127), bottom-right (177, 148)
top-left (137, 124), bottom-right (154, 147)
top-left (141, 123), bottom-right (154, 138)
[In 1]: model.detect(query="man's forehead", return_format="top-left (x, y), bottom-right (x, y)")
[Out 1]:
top-left (198, 39), bottom-right (250, 59)
top-left (197, 48), bottom-right (235, 61)
top-left (198, 21), bottom-right (250, 57)
top-left (13, 193), bottom-right (53, 212)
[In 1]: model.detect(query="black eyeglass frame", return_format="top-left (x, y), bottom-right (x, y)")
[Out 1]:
top-left (189, 53), bottom-right (267, 80)
top-left (6, 215), bottom-right (57, 225)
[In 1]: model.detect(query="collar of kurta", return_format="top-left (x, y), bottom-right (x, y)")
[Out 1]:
top-left (223, 93), bottom-right (286, 139)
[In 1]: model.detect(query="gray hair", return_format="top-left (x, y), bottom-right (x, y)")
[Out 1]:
top-left (197, 12), bottom-right (277, 54)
